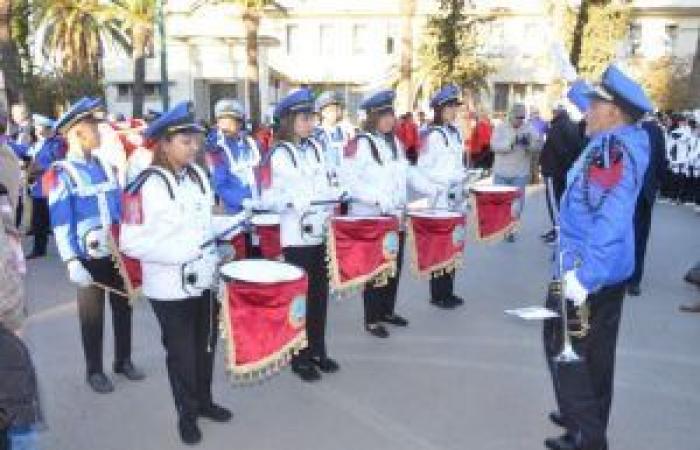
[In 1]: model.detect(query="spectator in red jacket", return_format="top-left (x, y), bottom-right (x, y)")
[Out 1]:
top-left (469, 112), bottom-right (493, 170)
top-left (395, 112), bottom-right (419, 164)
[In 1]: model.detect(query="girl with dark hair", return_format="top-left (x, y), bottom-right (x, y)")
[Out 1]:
top-left (262, 89), bottom-right (340, 382)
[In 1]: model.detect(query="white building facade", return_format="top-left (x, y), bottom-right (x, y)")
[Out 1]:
top-left (101, 0), bottom-right (700, 120)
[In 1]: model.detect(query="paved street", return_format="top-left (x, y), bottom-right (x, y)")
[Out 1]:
top-left (21, 186), bottom-right (700, 450)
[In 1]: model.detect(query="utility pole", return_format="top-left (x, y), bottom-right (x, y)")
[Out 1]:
top-left (158, 0), bottom-right (169, 111)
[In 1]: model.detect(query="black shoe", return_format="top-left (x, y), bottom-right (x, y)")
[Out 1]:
top-left (178, 417), bottom-right (202, 445)
top-left (86, 372), bottom-right (114, 394)
top-left (448, 295), bottom-right (464, 306)
top-left (627, 284), bottom-right (641, 296)
top-left (311, 356), bottom-right (340, 373)
top-left (504, 232), bottom-right (516, 243)
top-left (430, 298), bottom-right (457, 310)
top-left (540, 229), bottom-right (555, 241)
top-left (25, 251), bottom-right (46, 260)
top-left (545, 434), bottom-right (576, 450)
top-left (381, 314), bottom-right (409, 327)
top-left (114, 361), bottom-right (146, 381)
top-left (365, 323), bottom-right (389, 338)
top-left (291, 363), bottom-right (321, 382)
top-left (549, 411), bottom-right (566, 428)
top-left (199, 403), bottom-right (232, 422)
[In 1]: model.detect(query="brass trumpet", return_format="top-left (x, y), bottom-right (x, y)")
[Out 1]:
top-left (546, 177), bottom-right (589, 364)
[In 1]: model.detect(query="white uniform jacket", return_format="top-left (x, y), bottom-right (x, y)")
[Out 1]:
top-left (345, 132), bottom-right (434, 218)
top-left (261, 138), bottom-right (336, 248)
top-left (120, 164), bottom-right (228, 300)
top-left (416, 125), bottom-right (465, 208)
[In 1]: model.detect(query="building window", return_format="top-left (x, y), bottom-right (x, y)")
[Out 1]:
top-left (115, 83), bottom-right (161, 102)
top-left (494, 83), bottom-right (509, 113)
top-left (286, 24), bottom-right (299, 55)
top-left (629, 23), bottom-right (642, 56)
top-left (352, 24), bottom-right (368, 55)
top-left (319, 24), bottom-right (334, 55)
top-left (117, 84), bottom-right (130, 102)
top-left (665, 24), bottom-right (678, 56)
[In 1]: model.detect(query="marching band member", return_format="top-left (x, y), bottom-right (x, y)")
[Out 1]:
top-left (120, 102), bottom-right (233, 445)
top-left (544, 65), bottom-right (651, 450)
top-left (44, 97), bottom-right (144, 394)
top-left (415, 84), bottom-right (467, 309)
top-left (345, 89), bottom-right (433, 338)
top-left (262, 88), bottom-right (340, 382)
top-left (205, 98), bottom-right (261, 214)
top-left (25, 115), bottom-right (66, 259)
top-left (313, 91), bottom-right (353, 187)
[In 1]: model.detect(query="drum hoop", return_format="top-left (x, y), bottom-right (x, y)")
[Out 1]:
top-left (470, 185), bottom-right (519, 193)
top-left (408, 210), bottom-right (462, 219)
top-left (251, 214), bottom-right (280, 226)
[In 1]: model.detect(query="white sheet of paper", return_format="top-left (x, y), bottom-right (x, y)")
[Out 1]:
top-left (505, 307), bottom-right (559, 320)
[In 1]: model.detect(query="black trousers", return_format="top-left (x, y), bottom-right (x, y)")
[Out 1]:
top-left (150, 292), bottom-right (219, 421)
top-left (77, 257), bottom-right (133, 375)
top-left (544, 176), bottom-right (566, 228)
top-left (283, 244), bottom-right (329, 363)
top-left (429, 272), bottom-right (454, 302)
top-left (630, 198), bottom-right (653, 286)
top-left (695, 173), bottom-right (700, 206)
top-left (364, 233), bottom-right (405, 325)
top-left (30, 197), bottom-right (50, 254)
top-left (545, 283), bottom-right (625, 450)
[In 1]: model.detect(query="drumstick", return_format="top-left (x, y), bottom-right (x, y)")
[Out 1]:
top-left (92, 281), bottom-right (131, 300)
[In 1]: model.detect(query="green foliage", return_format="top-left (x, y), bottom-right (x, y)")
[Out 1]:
top-left (23, 71), bottom-right (103, 116)
top-left (575, 3), bottom-right (631, 79)
top-left (417, 0), bottom-right (493, 93)
top-left (630, 57), bottom-right (692, 111)
top-left (10, 0), bottom-right (31, 77)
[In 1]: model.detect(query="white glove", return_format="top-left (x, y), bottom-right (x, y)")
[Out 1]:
top-left (564, 270), bottom-right (588, 307)
top-left (242, 198), bottom-right (261, 212)
top-left (289, 196), bottom-right (311, 213)
top-left (184, 254), bottom-right (216, 290)
top-left (67, 260), bottom-right (93, 287)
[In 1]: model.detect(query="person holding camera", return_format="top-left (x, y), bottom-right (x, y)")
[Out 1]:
top-left (491, 103), bottom-right (543, 242)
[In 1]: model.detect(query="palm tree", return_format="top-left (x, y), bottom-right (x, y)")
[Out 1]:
top-left (34, 0), bottom-right (119, 78)
top-left (0, 0), bottom-right (23, 104)
top-left (689, 31), bottom-right (700, 108)
top-left (104, 0), bottom-right (156, 118)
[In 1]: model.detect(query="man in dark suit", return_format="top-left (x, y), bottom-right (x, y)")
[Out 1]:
top-left (628, 118), bottom-right (666, 296)
top-left (539, 105), bottom-right (586, 243)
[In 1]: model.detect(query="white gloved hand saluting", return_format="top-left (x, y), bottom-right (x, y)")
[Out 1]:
top-left (67, 260), bottom-right (93, 287)
top-left (564, 270), bottom-right (588, 307)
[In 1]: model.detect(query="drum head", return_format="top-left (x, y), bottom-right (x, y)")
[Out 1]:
top-left (251, 213), bottom-right (280, 226)
top-left (409, 210), bottom-right (462, 219)
top-left (471, 185), bottom-right (519, 193)
top-left (220, 260), bottom-right (303, 283)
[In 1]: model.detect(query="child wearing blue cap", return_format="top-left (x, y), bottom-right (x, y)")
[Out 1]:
top-left (120, 101), bottom-right (234, 445)
top-left (44, 97), bottom-right (144, 395)
top-left (260, 88), bottom-right (341, 382)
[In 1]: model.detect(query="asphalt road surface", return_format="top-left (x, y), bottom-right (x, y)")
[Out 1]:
top-left (21, 186), bottom-right (700, 450)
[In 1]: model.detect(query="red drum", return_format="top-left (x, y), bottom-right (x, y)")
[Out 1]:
top-left (470, 185), bottom-right (520, 241)
top-left (406, 210), bottom-right (466, 279)
top-left (219, 260), bottom-right (308, 384)
top-left (108, 224), bottom-right (142, 304)
top-left (326, 215), bottom-right (401, 291)
top-left (251, 213), bottom-right (282, 259)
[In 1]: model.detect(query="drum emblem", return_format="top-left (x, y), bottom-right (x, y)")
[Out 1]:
top-left (288, 295), bottom-right (307, 328)
top-left (383, 231), bottom-right (400, 259)
top-left (452, 225), bottom-right (466, 247)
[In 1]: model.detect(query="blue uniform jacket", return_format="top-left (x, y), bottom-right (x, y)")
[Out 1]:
top-left (29, 137), bottom-right (66, 198)
top-left (558, 124), bottom-right (650, 292)
top-left (45, 155), bottom-right (121, 261)
top-left (204, 128), bottom-right (256, 213)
